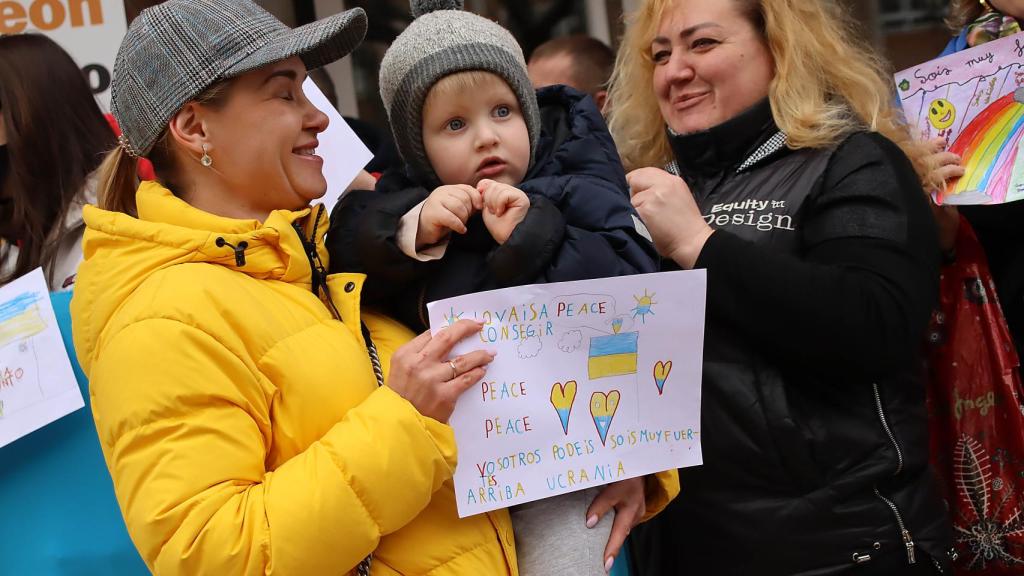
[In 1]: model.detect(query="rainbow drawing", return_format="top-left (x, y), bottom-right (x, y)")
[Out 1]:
top-left (588, 332), bottom-right (638, 380)
top-left (943, 88), bottom-right (1024, 205)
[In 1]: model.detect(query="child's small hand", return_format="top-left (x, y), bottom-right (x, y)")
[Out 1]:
top-left (417, 184), bottom-right (482, 249)
top-left (478, 179), bottom-right (530, 245)
top-left (587, 477), bottom-right (647, 572)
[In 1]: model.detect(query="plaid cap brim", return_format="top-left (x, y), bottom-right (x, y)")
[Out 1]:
top-left (223, 8), bottom-right (367, 78)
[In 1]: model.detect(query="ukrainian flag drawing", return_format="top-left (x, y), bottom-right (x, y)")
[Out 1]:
top-left (0, 292), bottom-right (45, 350)
top-left (588, 332), bottom-right (638, 379)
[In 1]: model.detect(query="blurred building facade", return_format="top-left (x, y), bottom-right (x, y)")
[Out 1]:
top-left (122, 0), bottom-right (957, 121)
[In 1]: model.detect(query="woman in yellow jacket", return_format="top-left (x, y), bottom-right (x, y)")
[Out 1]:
top-left (72, 1), bottom-right (677, 574)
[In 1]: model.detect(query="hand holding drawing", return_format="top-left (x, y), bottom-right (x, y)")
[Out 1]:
top-left (416, 184), bottom-right (483, 249)
top-left (626, 167), bottom-right (713, 269)
top-left (927, 136), bottom-right (965, 185)
top-left (586, 476), bottom-right (647, 572)
top-left (925, 137), bottom-right (963, 251)
top-left (387, 319), bottom-right (495, 423)
top-left (478, 179), bottom-right (530, 245)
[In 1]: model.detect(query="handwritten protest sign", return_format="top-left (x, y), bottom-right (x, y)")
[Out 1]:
top-left (303, 78), bottom-right (373, 215)
top-left (0, 0), bottom-right (128, 109)
top-left (0, 268), bottom-right (83, 448)
top-left (427, 270), bottom-right (706, 517)
top-left (895, 32), bottom-right (1024, 205)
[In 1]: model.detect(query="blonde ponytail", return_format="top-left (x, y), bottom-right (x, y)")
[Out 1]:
top-left (96, 146), bottom-right (139, 216)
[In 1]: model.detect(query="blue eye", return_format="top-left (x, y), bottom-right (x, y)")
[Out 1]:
top-left (447, 118), bottom-right (465, 131)
top-left (494, 105), bottom-right (511, 118)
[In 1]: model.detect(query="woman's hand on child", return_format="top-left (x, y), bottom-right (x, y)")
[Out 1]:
top-left (587, 477), bottom-right (647, 573)
top-left (478, 179), bottom-right (530, 245)
top-left (386, 319), bottom-right (496, 423)
top-left (417, 184), bottom-right (482, 250)
top-left (346, 169), bottom-right (377, 193)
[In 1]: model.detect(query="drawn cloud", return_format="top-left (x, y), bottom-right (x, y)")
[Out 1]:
top-left (558, 330), bottom-right (583, 353)
top-left (518, 335), bottom-right (543, 359)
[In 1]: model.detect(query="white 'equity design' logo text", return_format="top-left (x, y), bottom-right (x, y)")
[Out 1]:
top-left (703, 199), bottom-right (794, 232)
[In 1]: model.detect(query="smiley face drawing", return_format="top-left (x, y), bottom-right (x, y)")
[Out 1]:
top-left (928, 98), bottom-right (956, 130)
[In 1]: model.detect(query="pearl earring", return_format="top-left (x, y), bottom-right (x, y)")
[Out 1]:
top-left (201, 144), bottom-right (213, 167)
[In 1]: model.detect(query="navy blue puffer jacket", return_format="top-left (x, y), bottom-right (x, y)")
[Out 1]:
top-left (328, 85), bottom-right (657, 331)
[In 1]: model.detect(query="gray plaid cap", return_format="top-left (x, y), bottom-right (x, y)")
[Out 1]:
top-left (112, 0), bottom-right (367, 157)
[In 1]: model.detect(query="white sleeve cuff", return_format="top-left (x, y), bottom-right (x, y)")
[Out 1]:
top-left (397, 200), bottom-right (449, 262)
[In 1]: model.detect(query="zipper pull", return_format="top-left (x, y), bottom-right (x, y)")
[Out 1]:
top-left (902, 529), bottom-right (916, 564)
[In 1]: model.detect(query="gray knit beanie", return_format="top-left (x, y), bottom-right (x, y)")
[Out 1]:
top-left (379, 0), bottom-right (540, 187)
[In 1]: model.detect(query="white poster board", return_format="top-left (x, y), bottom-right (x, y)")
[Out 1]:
top-left (0, 0), bottom-right (128, 110)
top-left (303, 77), bottom-right (373, 215)
top-left (427, 270), bottom-right (706, 517)
top-left (0, 268), bottom-right (83, 448)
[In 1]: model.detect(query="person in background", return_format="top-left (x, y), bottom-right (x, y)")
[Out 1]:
top-left (0, 34), bottom-right (115, 291)
top-left (929, 0), bottom-right (1024, 358)
top-left (0, 33), bottom-right (147, 575)
top-left (913, 3), bottom-right (1024, 574)
top-left (528, 34), bottom-right (615, 113)
top-left (607, 0), bottom-right (953, 573)
top-left (71, 1), bottom-right (514, 573)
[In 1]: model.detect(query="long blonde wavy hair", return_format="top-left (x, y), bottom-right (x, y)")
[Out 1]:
top-left (607, 0), bottom-right (935, 186)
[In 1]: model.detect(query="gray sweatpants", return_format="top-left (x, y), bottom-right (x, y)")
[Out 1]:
top-left (511, 487), bottom-right (614, 576)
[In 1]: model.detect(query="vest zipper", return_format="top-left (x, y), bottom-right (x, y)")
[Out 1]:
top-left (873, 486), bottom-right (916, 565)
top-left (873, 383), bottom-right (904, 475)
top-left (872, 382), bottom-right (915, 565)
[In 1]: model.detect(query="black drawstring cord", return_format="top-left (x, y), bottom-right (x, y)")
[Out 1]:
top-left (215, 237), bottom-right (249, 267)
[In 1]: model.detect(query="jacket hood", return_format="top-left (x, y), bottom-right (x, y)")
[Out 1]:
top-left (73, 181), bottom-right (328, 372)
top-left (526, 84), bottom-right (626, 187)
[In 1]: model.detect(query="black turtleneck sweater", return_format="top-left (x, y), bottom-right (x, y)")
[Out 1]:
top-left (669, 100), bottom-right (940, 378)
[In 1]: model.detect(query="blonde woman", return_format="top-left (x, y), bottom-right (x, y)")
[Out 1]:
top-left (607, 0), bottom-right (954, 574)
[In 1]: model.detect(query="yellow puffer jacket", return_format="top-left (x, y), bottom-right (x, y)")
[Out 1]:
top-left (71, 183), bottom-right (518, 575)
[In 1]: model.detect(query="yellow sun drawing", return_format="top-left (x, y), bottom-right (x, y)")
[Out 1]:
top-left (631, 290), bottom-right (656, 324)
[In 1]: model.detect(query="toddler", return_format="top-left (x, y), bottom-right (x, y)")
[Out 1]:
top-left (328, 1), bottom-right (662, 573)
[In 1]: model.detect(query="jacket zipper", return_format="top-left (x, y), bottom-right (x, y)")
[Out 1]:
top-left (294, 210), bottom-right (344, 322)
top-left (871, 382), bottom-right (915, 566)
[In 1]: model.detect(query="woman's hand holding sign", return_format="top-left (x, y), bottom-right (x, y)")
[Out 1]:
top-left (388, 319), bottom-right (496, 423)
